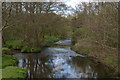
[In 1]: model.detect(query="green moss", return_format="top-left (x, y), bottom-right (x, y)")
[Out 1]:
top-left (44, 35), bottom-right (61, 44)
top-left (21, 46), bottom-right (31, 53)
top-left (0, 69), bottom-right (2, 79)
top-left (2, 54), bottom-right (18, 68)
top-left (2, 47), bottom-right (10, 51)
top-left (2, 66), bottom-right (26, 78)
top-left (4, 39), bottom-right (24, 49)
top-left (21, 46), bottom-right (41, 53)
top-left (31, 47), bottom-right (42, 52)
top-left (2, 54), bottom-right (27, 78)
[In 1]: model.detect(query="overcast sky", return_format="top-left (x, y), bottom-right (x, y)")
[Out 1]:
top-left (65, 0), bottom-right (91, 9)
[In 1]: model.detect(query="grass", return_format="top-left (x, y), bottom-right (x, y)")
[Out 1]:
top-left (2, 47), bottom-right (10, 51)
top-left (3, 35), bottom-right (61, 53)
top-left (0, 69), bottom-right (2, 79)
top-left (2, 54), bottom-right (18, 68)
top-left (0, 54), bottom-right (2, 69)
top-left (4, 39), bottom-right (42, 53)
top-left (72, 39), bottom-right (93, 54)
top-left (73, 28), bottom-right (91, 40)
top-left (80, 48), bottom-right (92, 53)
top-left (4, 39), bottom-right (24, 49)
top-left (2, 54), bottom-right (27, 79)
top-left (104, 56), bottom-right (118, 70)
top-left (44, 35), bottom-right (61, 44)
top-left (21, 46), bottom-right (42, 53)
top-left (72, 38), bottom-right (118, 75)
top-left (2, 66), bottom-right (26, 78)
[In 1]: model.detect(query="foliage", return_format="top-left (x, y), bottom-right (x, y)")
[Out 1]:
top-left (2, 47), bottom-right (10, 51)
top-left (71, 2), bottom-right (118, 71)
top-left (44, 35), bottom-right (61, 44)
top-left (4, 39), bottom-right (24, 49)
top-left (73, 28), bottom-right (91, 40)
top-left (2, 54), bottom-right (18, 68)
top-left (2, 2), bottom-right (70, 48)
top-left (21, 46), bottom-right (31, 53)
top-left (21, 46), bottom-right (41, 53)
top-left (2, 54), bottom-right (27, 78)
top-left (72, 39), bottom-right (93, 54)
top-left (2, 66), bottom-right (26, 78)
top-left (31, 47), bottom-right (42, 53)
top-left (3, 39), bottom-right (42, 53)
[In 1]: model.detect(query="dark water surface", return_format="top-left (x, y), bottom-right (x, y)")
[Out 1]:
top-left (14, 40), bottom-right (114, 78)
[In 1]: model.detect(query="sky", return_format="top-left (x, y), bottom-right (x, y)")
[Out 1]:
top-left (65, 0), bottom-right (91, 9)
top-left (64, 0), bottom-right (120, 9)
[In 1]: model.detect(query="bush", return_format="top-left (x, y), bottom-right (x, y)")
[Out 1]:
top-left (2, 47), bottom-right (10, 51)
top-left (2, 66), bottom-right (26, 78)
top-left (31, 47), bottom-right (42, 53)
top-left (44, 35), bottom-right (61, 43)
top-left (4, 39), bottom-right (24, 49)
top-left (73, 28), bottom-right (90, 40)
top-left (2, 54), bottom-right (18, 68)
top-left (21, 46), bottom-right (31, 53)
top-left (21, 46), bottom-right (41, 53)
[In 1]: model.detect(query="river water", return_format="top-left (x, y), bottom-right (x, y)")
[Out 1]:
top-left (14, 40), bottom-right (114, 78)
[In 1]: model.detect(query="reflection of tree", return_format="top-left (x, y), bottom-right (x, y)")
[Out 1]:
top-left (21, 54), bottom-right (52, 78)
top-left (72, 57), bottom-right (114, 78)
top-left (91, 62), bottom-right (114, 78)
top-left (37, 56), bottom-right (52, 78)
top-left (72, 57), bottom-right (97, 78)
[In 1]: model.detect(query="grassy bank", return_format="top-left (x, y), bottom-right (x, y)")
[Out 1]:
top-left (2, 54), bottom-right (18, 68)
top-left (2, 35), bottom-right (62, 78)
top-left (2, 66), bottom-right (26, 78)
top-left (72, 39), bottom-right (118, 74)
top-left (71, 24), bottom-right (118, 75)
top-left (3, 39), bottom-right (42, 53)
top-left (2, 54), bottom-right (27, 79)
top-left (3, 35), bottom-right (61, 54)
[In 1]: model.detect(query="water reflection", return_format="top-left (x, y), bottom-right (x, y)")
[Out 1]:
top-left (14, 52), bottom-right (114, 78)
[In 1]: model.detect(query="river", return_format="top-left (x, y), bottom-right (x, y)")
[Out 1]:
top-left (14, 40), bottom-right (114, 78)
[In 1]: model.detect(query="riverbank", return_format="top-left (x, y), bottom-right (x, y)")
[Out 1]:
top-left (2, 39), bottom-right (118, 78)
top-left (2, 35), bottom-right (62, 54)
top-left (14, 42), bottom-right (116, 78)
top-left (71, 39), bottom-right (118, 77)
top-left (1, 37), bottom-right (62, 79)
top-left (2, 54), bottom-right (27, 78)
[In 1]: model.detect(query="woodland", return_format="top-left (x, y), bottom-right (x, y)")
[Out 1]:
top-left (1, 2), bottom-right (119, 79)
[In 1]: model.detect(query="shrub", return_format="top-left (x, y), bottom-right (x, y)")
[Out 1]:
top-left (73, 28), bottom-right (90, 40)
top-left (31, 47), bottom-right (42, 53)
top-left (21, 46), bottom-right (41, 53)
top-left (44, 35), bottom-right (61, 43)
top-left (4, 39), bottom-right (24, 49)
top-left (2, 47), bottom-right (10, 51)
top-left (21, 46), bottom-right (31, 53)
top-left (2, 66), bottom-right (26, 78)
top-left (2, 54), bottom-right (18, 68)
